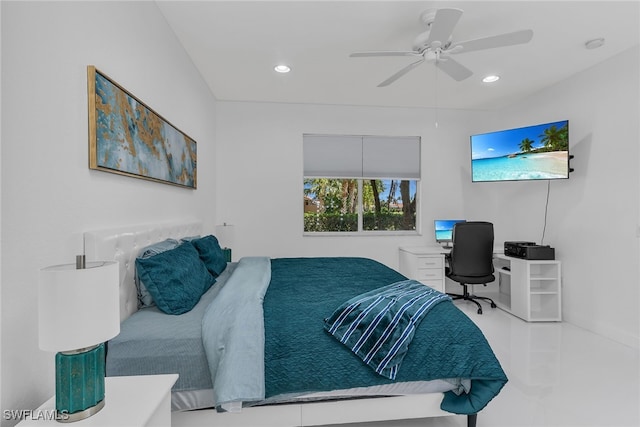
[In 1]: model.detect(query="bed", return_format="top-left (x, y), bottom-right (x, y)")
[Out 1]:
top-left (84, 220), bottom-right (507, 427)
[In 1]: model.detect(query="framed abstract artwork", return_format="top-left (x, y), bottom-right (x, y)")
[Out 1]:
top-left (87, 65), bottom-right (197, 189)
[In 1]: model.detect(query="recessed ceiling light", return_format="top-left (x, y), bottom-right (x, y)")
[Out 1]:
top-left (585, 38), bottom-right (605, 50)
top-left (274, 65), bottom-right (291, 73)
top-left (482, 75), bottom-right (500, 83)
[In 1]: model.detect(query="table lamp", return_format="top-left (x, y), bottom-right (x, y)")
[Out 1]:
top-left (38, 256), bottom-right (119, 422)
top-left (215, 223), bottom-right (235, 262)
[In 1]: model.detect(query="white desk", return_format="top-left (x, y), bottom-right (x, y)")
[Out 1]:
top-left (398, 246), bottom-right (450, 293)
top-left (17, 374), bottom-right (178, 427)
top-left (399, 246), bottom-right (505, 294)
top-left (399, 247), bottom-right (561, 322)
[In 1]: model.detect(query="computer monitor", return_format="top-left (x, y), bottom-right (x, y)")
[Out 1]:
top-left (434, 219), bottom-right (466, 249)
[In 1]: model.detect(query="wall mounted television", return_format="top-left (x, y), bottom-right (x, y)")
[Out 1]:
top-left (470, 120), bottom-right (570, 182)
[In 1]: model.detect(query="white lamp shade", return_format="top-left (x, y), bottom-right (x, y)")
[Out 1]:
top-left (38, 261), bottom-right (120, 352)
top-left (215, 224), bottom-right (235, 248)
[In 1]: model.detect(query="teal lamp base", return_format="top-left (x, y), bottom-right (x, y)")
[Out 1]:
top-left (55, 343), bottom-right (106, 423)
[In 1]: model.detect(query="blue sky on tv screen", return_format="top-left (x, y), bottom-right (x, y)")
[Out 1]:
top-left (471, 120), bottom-right (568, 160)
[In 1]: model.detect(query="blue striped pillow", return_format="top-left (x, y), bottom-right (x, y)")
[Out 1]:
top-left (324, 280), bottom-right (450, 379)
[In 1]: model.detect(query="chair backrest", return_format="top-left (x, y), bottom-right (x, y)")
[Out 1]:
top-left (449, 221), bottom-right (495, 277)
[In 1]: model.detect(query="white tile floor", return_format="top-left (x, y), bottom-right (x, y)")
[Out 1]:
top-left (325, 302), bottom-right (640, 427)
top-left (174, 301), bottom-right (639, 427)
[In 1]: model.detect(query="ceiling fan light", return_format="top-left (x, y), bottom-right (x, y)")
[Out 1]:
top-left (482, 75), bottom-right (500, 83)
top-left (274, 65), bottom-right (291, 73)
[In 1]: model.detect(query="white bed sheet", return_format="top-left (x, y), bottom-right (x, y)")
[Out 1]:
top-left (172, 379), bottom-right (460, 412)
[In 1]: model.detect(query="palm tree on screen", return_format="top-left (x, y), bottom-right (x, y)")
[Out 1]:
top-left (519, 138), bottom-right (534, 153)
top-left (540, 124), bottom-right (569, 151)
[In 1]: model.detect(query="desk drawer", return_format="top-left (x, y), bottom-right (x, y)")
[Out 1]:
top-left (416, 268), bottom-right (443, 280)
top-left (416, 256), bottom-right (444, 269)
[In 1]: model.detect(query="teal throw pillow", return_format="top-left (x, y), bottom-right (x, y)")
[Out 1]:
top-left (135, 242), bottom-right (215, 315)
top-left (191, 235), bottom-right (228, 277)
top-left (135, 238), bottom-right (180, 308)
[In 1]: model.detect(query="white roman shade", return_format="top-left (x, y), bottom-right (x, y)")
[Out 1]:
top-left (303, 134), bottom-right (421, 179)
top-left (303, 135), bottom-right (363, 178)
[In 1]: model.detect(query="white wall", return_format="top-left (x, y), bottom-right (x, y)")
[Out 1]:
top-left (1, 2), bottom-right (217, 423)
top-left (465, 47), bottom-right (639, 348)
top-left (216, 48), bottom-right (640, 349)
top-left (216, 101), bottom-right (488, 270)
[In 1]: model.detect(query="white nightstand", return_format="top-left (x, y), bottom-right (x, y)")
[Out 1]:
top-left (17, 374), bottom-right (177, 427)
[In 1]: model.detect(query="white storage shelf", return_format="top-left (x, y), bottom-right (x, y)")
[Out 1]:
top-left (488, 255), bottom-right (562, 322)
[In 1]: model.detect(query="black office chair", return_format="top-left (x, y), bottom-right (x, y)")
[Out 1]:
top-left (445, 221), bottom-right (497, 314)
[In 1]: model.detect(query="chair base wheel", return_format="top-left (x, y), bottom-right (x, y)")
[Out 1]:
top-left (447, 289), bottom-right (496, 315)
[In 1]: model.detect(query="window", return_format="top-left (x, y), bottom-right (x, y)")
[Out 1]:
top-left (304, 179), bottom-right (359, 232)
top-left (303, 134), bottom-right (420, 233)
top-left (362, 179), bottom-right (417, 231)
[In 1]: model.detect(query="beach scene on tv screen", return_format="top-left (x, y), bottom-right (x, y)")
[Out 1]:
top-left (471, 120), bottom-right (569, 182)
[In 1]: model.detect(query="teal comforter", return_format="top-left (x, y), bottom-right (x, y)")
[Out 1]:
top-left (263, 257), bottom-right (507, 415)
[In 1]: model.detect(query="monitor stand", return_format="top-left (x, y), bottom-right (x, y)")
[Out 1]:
top-left (441, 243), bottom-right (453, 250)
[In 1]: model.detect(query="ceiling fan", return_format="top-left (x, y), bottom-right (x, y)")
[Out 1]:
top-left (350, 8), bottom-right (533, 86)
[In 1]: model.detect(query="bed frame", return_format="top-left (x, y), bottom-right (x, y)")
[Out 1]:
top-left (84, 220), bottom-right (478, 427)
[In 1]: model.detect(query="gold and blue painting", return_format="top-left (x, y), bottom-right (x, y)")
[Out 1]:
top-left (88, 66), bottom-right (197, 189)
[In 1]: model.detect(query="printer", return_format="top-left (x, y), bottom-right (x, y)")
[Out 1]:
top-left (504, 241), bottom-right (555, 260)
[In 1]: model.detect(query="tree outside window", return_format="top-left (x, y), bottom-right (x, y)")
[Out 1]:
top-left (304, 179), bottom-right (417, 233)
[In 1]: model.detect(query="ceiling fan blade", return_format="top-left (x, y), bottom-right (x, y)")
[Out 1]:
top-left (378, 58), bottom-right (425, 87)
top-left (350, 51), bottom-right (420, 58)
top-left (450, 29), bottom-right (533, 54)
top-left (435, 57), bottom-right (473, 81)
top-left (427, 8), bottom-right (463, 46)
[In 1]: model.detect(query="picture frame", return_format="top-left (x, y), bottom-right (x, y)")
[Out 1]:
top-left (87, 65), bottom-right (197, 189)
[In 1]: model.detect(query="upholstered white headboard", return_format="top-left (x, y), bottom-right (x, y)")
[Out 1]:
top-left (84, 220), bottom-right (203, 322)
